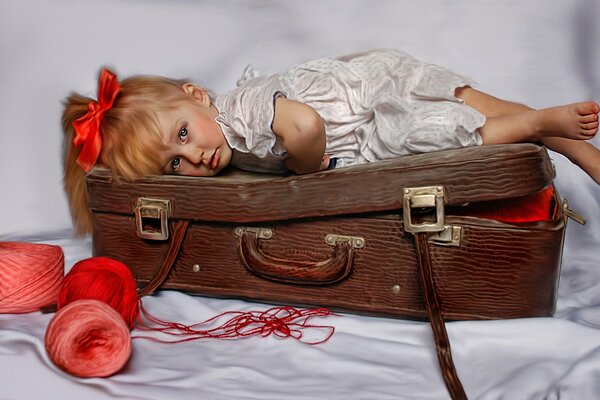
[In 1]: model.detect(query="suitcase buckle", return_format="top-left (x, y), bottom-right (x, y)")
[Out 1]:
top-left (135, 198), bottom-right (171, 240)
top-left (428, 225), bottom-right (462, 247)
top-left (402, 186), bottom-right (445, 234)
top-left (562, 199), bottom-right (586, 225)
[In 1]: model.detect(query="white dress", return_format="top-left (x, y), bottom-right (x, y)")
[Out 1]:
top-left (214, 49), bottom-right (485, 173)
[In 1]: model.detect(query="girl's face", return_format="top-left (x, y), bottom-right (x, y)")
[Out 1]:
top-left (158, 94), bottom-right (232, 177)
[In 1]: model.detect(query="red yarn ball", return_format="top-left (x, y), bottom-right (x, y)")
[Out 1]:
top-left (0, 242), bottom-right (64, 314)
top-left (45, 299), bottom-right (132, 377)
top-left (57, 257), bottom-right (139, 329)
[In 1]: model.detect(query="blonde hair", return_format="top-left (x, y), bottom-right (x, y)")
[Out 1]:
top-left (63, 72), bottom-right (194, 235)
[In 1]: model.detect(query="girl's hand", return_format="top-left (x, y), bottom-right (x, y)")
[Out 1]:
top-left (320, 154), bottom-right (331, 171)
top-left (285, 153), bottom-right (330, 173)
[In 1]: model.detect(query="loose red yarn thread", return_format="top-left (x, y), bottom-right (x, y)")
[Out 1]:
top-left (134, 303), bottom-right (337, 345)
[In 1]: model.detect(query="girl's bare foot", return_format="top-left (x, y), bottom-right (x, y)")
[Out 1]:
top-left (533, 102), bottom-right (600, 140)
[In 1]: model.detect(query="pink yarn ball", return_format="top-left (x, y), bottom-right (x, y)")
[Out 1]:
top-left (0, 242), bottom-right (64, 313)
top-left (45, 299), bottom-right (132, 378)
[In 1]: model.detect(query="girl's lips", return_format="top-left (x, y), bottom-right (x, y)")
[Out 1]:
top-left (211, 148), bottom-right (220, 170)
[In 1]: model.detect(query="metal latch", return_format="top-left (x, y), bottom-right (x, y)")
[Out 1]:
top-left (235, 226), bottom-right (273, 239)
top-left (135, 198), bottom-right (171, 240)
top-left (562, 199), bottom-right (586, 225)
top-left (428, 225), bottom-right (462, 247)
top-left (325, 234), bottom-right (365, 249)
top-left (403, 186), bottom-right (445, 234)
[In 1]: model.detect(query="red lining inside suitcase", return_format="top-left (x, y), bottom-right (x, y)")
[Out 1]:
top-left (450, 186), bottom-right (556, 223)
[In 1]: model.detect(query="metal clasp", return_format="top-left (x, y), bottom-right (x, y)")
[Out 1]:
top-left (235, 227), bottom-right (273, 239)
top-left (135, 198), bottom-right (171, 240)
top-left (403, 186), bottom-right (445, 234)
top-left (325, 234), bottom-right (365, 249)
top-left (428, 225), bottom-right (462, 247)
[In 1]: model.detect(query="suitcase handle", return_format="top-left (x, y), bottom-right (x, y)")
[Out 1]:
top-left (237, 229), bottom-right (355, 285)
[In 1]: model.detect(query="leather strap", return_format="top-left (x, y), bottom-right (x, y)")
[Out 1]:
top-left (414, 232), bottom-right (468, 400)
top-left (138, 220), bottom-right (189, 298)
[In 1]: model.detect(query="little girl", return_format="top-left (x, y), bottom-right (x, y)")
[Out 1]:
top-left (63, 49), bottom-right (600, 234)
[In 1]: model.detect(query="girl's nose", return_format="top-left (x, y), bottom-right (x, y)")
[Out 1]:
top-left (184, 147), bottom-right (204, 165)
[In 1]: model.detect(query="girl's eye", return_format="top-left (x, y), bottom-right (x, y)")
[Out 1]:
top-left (171, 157), bottom-right (181, 171)
top-left (178, 126), bottom-right (188, 141)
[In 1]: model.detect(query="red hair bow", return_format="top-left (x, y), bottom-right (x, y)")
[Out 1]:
top-left (72, 68), bottom-right (121, 172)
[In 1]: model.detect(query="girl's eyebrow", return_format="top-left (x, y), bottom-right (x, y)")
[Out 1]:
top-left (159, 128), bottom-right (178, 173)
top-left (166, 121), bottom-right (181, 144)
top-left (159, 111), bottom-right (182, 144)
top-left (160, 149), bottom-right (173, 174)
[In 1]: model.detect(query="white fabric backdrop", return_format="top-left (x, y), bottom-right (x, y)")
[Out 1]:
top-left (1, 1), bottom-right (599, 399)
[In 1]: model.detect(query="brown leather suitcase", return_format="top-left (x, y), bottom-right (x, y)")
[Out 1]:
top-left (87, 142), bottom-right (567, 319)
top-left (87, 143), bottom-right (575, 399)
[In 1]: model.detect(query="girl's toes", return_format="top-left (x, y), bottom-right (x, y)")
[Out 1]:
top-left (583, 121), bottom-right (599, 130)
top-left (579, 114), bottom-right (599, 124)
top-left (576, 102), bottom-right (600, 116)
top-left (588, 102), bottom-right (600, 114)
top-left (581, 122), bottom-right (599, 136)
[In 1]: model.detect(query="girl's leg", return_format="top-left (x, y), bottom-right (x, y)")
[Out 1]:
top-left (454, 87), bottom-right (531, 117)
top-left (455, 87), bottom-right (599, 143)
top-left (455, 87), bottom-right (600, 184)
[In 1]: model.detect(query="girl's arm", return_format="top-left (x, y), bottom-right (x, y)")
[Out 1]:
top-left (272, 97), bottom-right (326, 174)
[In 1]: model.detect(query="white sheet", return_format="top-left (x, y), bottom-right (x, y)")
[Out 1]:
top-left (1, 1), bottom-right (599, 399)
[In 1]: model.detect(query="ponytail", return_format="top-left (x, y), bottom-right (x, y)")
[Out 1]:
top-left (62, 94), bottom-right (95, 235)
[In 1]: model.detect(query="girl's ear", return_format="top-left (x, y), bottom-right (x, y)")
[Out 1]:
top-left (182, 83), bottom-right (210, 106)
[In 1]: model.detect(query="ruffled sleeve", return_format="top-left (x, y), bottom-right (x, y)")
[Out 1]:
top-left (214, 73), bottom-right (288, 162)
